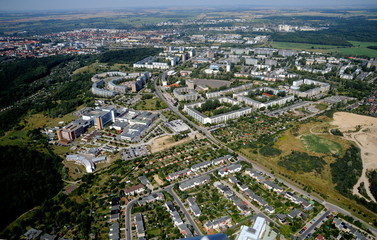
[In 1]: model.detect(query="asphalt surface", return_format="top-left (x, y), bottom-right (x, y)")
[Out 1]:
top-left (300, 210), bottom-right (331, 239)
top-left (124, 198), bottom-right (138, 240)
top-left (165, 186), bottom-right (203, 236)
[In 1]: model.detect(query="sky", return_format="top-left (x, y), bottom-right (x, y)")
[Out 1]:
top-left (1, 0), bottom-right (377, 11)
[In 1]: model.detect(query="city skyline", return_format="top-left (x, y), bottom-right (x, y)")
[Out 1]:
top-left (2, 0), bottom-right (377, 11)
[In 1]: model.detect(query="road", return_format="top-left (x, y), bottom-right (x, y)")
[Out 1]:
top-left (125, 198), bottom-right (138, 240)
top-left (165, 186), bottom-right (203, 236)
top-left (153, 72), bottom-right (377, 237)
top-left (154, 78), bottom-right (220, 145)
top-left (123, 162), bottom-right (239, 240)
top-left (220, 180), bottom-right (279, 227)
top-left (299, 210), bottom-right (330, 239)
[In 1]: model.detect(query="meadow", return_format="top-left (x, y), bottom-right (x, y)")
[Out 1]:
top-left (272, 41), bottom-right (377, 58)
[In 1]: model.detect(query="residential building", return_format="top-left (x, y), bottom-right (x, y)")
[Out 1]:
top-left (290, 79), bottom-right (330, 98)
top-left (135, 213), bottom-right (145, 238)
top-left (218, 164), bottom-right (242, 177)
top-left (204, 216), bottom-right (232, 231)
top-left (124, 184), bottom-right (145, 196)
top-left (138, 192), bottom-right (165, 206)
top-left (187, 197), bottom-right (202, 217)
top-left (191, 161), bottom-right (212, 172)
top-left (179, 175), bottom-right (210, 191)
top-left (173, 87), bottom-right (200, 101)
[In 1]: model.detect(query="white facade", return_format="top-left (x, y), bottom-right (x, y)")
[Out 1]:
top-left (236, 217), bottom-right (266, 240)
top-left (184, 97), bottom-right (253, 124)
top-left (290, 79), bottom-right (330, 98)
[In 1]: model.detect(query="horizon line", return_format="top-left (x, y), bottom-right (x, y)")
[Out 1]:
top-left (1, 4), bottom-right (377, 12)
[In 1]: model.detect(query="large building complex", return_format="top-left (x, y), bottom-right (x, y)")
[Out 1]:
top-left (290, 79), bottom-right (330, 98)
top-left (233, 87), bottom-right (294, 109)
top-left (184, 97), bottom-right (252, 124)
top-left (91, 71), bottom-right (150, 97)
top-left (173, 87), bottom-right (200, 101)
top-left (206, 83), bottom-right (254, 98)
top-left (133, 56), bottom-right (170, 69)
top-left (82, 107), bottom-right (117, 130)
top-left (236, 217), bottom-right (266, 240)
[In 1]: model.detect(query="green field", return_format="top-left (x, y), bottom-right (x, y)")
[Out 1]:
top-left (134, 98), bottom-right (167, 110)
top-left (301, 134), bottom-right (343, 155)
top-left (272, 41), bottom-right (377, 58)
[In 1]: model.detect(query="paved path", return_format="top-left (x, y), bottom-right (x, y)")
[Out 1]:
top-left (299, 210), bottom-right (330, 239)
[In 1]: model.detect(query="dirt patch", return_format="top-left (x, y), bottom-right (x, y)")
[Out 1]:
top-left (153, 174), bottom-right (164, 186)
top-left (332, 112), bottom-right (377, 132)
top-left (332, 112), bottom-right (377, 202)
top-left (149, 135), bottom-right (192, 153)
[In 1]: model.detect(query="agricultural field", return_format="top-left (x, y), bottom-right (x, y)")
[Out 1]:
top-left (272, 41), bottom-right (377, 58)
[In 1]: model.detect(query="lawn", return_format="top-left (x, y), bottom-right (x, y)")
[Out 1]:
top-left (301, 134), bottom-right (343, 155)
top-left (72, 62), bottom-right (130, 75)
top-left (272, 41), bottom-right (377, 58)
top-left (134, 98), bottom-right (167, 110)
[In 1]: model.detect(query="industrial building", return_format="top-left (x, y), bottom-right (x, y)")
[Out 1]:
top-left (236, 217), bottom-right (266, 240)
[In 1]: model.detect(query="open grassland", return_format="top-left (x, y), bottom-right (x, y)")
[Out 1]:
top-left (272, 41), bottom-right (377, 58)
top-left (301, 134), bottom-right (343, 155)
top-left (134, 97), bottom-right (166, 111)
top-left (72, 62), bottom-right (130, 75)
top-left (236, 115), bottom-right (377, 224)
top-left (0, 112), bottom-right (76, 147)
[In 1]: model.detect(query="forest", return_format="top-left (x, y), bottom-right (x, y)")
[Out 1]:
top-left (0, 48), bottom-right (161, 135)
top-left (0, 47), bottom-right (161, 233)
top-left (269, 16), bottom-right (377, 46)
top-left (0, 146), bottom-right (63, 231)
top-left (330, 145), bottom-right (362, 195)
top-left (278, 151), bottom-right (326, 174)
top-left (367, 170), bottom-right (377, 200)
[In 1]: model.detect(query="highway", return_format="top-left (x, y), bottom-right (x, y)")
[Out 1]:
top-left (153, 73), bottom-right (377, 237)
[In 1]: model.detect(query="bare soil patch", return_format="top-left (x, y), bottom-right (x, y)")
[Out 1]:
top-left (149, 135), bottom-right (192, 153)
top-left (332, 112), bottom-right (377, 202)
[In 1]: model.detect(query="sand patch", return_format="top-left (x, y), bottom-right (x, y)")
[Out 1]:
top-left (332, 112), bottom-right (377, 202)
top-left (332, 112), bottom-right (377, 132)
top-left (149, 135), bottom-right (192, 153)
top-left (153, 174), bottom-right (164, 186)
